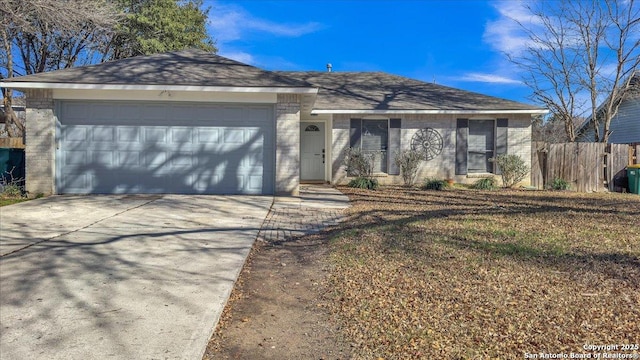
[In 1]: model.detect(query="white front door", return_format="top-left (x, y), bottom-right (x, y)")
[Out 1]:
top-left (300, 122), bottom-right (325, 180)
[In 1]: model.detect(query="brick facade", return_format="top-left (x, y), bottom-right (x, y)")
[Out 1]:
top-left (275, 94), bottom-right (301, 195)
top-left (25, 89), bottom-right (55, 196)
top-left (331, 113), bottom-right (533, 186)
top-left (19, 87), bottom-right (532, 195)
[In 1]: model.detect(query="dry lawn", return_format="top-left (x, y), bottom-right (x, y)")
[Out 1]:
top-left (329, 187), bottom-right (640, 359)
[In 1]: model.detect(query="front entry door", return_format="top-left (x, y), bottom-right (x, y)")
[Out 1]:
top-left (300, 122), bottom-right (325, 180)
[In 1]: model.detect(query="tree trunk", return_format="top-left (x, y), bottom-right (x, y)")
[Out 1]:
top-left (1, 26), bottom-right (25, 138)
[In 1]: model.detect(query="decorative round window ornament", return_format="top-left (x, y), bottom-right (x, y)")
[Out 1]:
top-left (411, 127), bottom-right (443, 160)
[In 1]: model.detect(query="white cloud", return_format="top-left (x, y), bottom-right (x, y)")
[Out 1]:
top-left (483, 0), bottom-right (539, 55)
top-left (218, 50), bottom-right (256, 65)
top-left (206, 2), bottom-right (323, 69)
top-left (208, 3), bottom-right (323, 43)
top-left (457, 72), bottom-right (522, 85)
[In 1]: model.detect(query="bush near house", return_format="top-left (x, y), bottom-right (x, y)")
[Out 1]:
top-left (393, 149), bottom-right (423, 187)
top-left (343, 147), bottom-right (381, 190)
top-left (342, 147), bottom-right (375, 178)
top-left (492, 154), bottom-right (529, 188)
top-left (347, 177), bottom-right (379, 190)
top-left (421, 178), bottom-right (448, 191)
top-left (0, 165), bottom-right (27, 206)
top-left (471, 177), bottom-right (498, 190)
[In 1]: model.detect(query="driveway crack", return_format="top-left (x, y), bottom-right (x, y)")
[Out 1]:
top-left (0, 196), bottom-right (162, 258)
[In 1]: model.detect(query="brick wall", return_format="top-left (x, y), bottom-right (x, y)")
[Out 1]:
top-left (506, 114), bottom-right (533, 179)
top-left (331, 113), bottom-right (533, 186)
top-left (275, 94), bottom-right (300, 195)
top-left (25, 89), bottom-right (55, 196)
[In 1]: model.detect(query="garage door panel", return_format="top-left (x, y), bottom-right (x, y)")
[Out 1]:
top-left (144, 152), bottom-right (167, 167)
top-left (144, 128), bottom-right (168, 143)
top-left (247, 175), bottom-right (263, 191)
top-left (118, 152), bottom-right (141, 166)
top-left (197, 129), bottom-right (221, 143)
top-left (118, 127), bottom-right (142, 142)
top-left (64, 126), bottom-right (89, 141)
top-left (170, 128), bottom-right (194, 144)
top-left (64, 150), bottom-right (87, 165)
top-left (193, 174), bottom-right (226, 193)
top-left (64, 173), bottom-right (91, 192)
top-left (222, 129), bottom-right (245, 145)
top-left (92, 127), bottom-right (115, 142)
top-left (170, 152), bottom-right (193, 168)
top-left (246, 150), bottom-right (264, 167)
top-left (93, 151), bottom-right (115, 165)
top-left (57, 101), bottom-right (274, 194)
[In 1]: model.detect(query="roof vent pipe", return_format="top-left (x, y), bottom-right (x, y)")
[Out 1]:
top-left (326, 63), bottom-right (332, 72)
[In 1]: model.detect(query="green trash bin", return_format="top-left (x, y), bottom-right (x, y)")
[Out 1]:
top-left (627, 164), bottom-right (640, 194)
top-left (0, 148), bottom-right (25, 181)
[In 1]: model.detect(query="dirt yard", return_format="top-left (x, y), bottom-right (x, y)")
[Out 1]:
top-left (203, 231), bottom-right (352, 359)
top-left (204, 187), bottom-right (639, 360)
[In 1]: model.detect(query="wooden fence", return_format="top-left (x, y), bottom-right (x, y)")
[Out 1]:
top-left (0, 137), bottom-right (25, 149)
top-left (531, 142), bottom-right (637, 192)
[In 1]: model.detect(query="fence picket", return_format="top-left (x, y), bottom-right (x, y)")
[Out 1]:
top-left (0, 138), bottom-right (25, 149)
top-left (531, 142), bottom-right (632, 192)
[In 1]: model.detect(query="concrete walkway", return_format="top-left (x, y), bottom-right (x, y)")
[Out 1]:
top-left (258, 185), bottom-right (350, 243)
top-left (0, 195), bottom-right (272, 360)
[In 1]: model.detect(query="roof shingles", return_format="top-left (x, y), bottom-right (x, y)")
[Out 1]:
top-left (9, 49), bottom-right (309, 88)
top-left (5, 49), bottom-right (542, 112)
top-left (279, 71), bottom-right (541, 111)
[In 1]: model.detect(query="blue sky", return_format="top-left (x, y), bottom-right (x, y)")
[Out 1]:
top-left (205, 0), bottom-right (534, 104)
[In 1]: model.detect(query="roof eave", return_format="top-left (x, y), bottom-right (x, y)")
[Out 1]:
top-left (0, 81), bottom-right (318, 94)
top-left (311, 109), bottom-right (549, 115)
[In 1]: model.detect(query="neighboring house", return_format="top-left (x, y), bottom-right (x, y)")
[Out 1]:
top-left (0, 49), bottom-right (546, 196)
top-left (577, 72), bottom-right (640, 144)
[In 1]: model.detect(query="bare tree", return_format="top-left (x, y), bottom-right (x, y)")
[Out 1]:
top-left (510, 0), bottom-right (640, 143)
top-left (532, 114), bottom-right (575, 143)
top-left (0, 0), bottom-right (121, 137)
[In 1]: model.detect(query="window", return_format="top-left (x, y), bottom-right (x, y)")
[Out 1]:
top-left (456, 118), bottom-right (508, 175)
top-left (305, 125), bottom-right (320, 132)
top-left (468, 120), bottom-right (495, 173)
top-left (351, 118), bottom-right (402, 175)
top-left (361, 119), bottom-right (389, 173)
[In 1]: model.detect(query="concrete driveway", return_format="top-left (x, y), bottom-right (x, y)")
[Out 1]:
top-left (0, 194), bottom-right (272, 359)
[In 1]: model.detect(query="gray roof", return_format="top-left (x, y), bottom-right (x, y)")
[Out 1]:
top-left (6, 49), bottom-right (542, 112)
top-left (279, 71), bottom-right (542, 111)
top-left (8, 49), bottom-right (309, 88)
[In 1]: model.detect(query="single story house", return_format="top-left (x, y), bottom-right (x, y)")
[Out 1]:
top-left (0, 49), bottom-right (546, 196)
top-left (577, 72), bottom-right (640, 144)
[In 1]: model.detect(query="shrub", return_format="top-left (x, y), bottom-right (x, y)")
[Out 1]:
top-left (0, 168), bottom-right (25, 198)
top-left (393, 149), bottom-right (423, 186)
top-left (348, 176), bottom-right (379, 190)
top-left (342, 147), bottom-right (374, 178)
top-left (422, 178), bottom-right (448, 191)
top-left (0, 183), bottom-right (23, 198)
top-left (549, 177), bottom-right (570, 190)
top-left (471, 177), bottom-right (498, 190)
top-left (491, 154), bottom-right (529, 188)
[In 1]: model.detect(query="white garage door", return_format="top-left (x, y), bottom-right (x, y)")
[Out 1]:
top-left (56, 101), bottom-right (274, 194)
